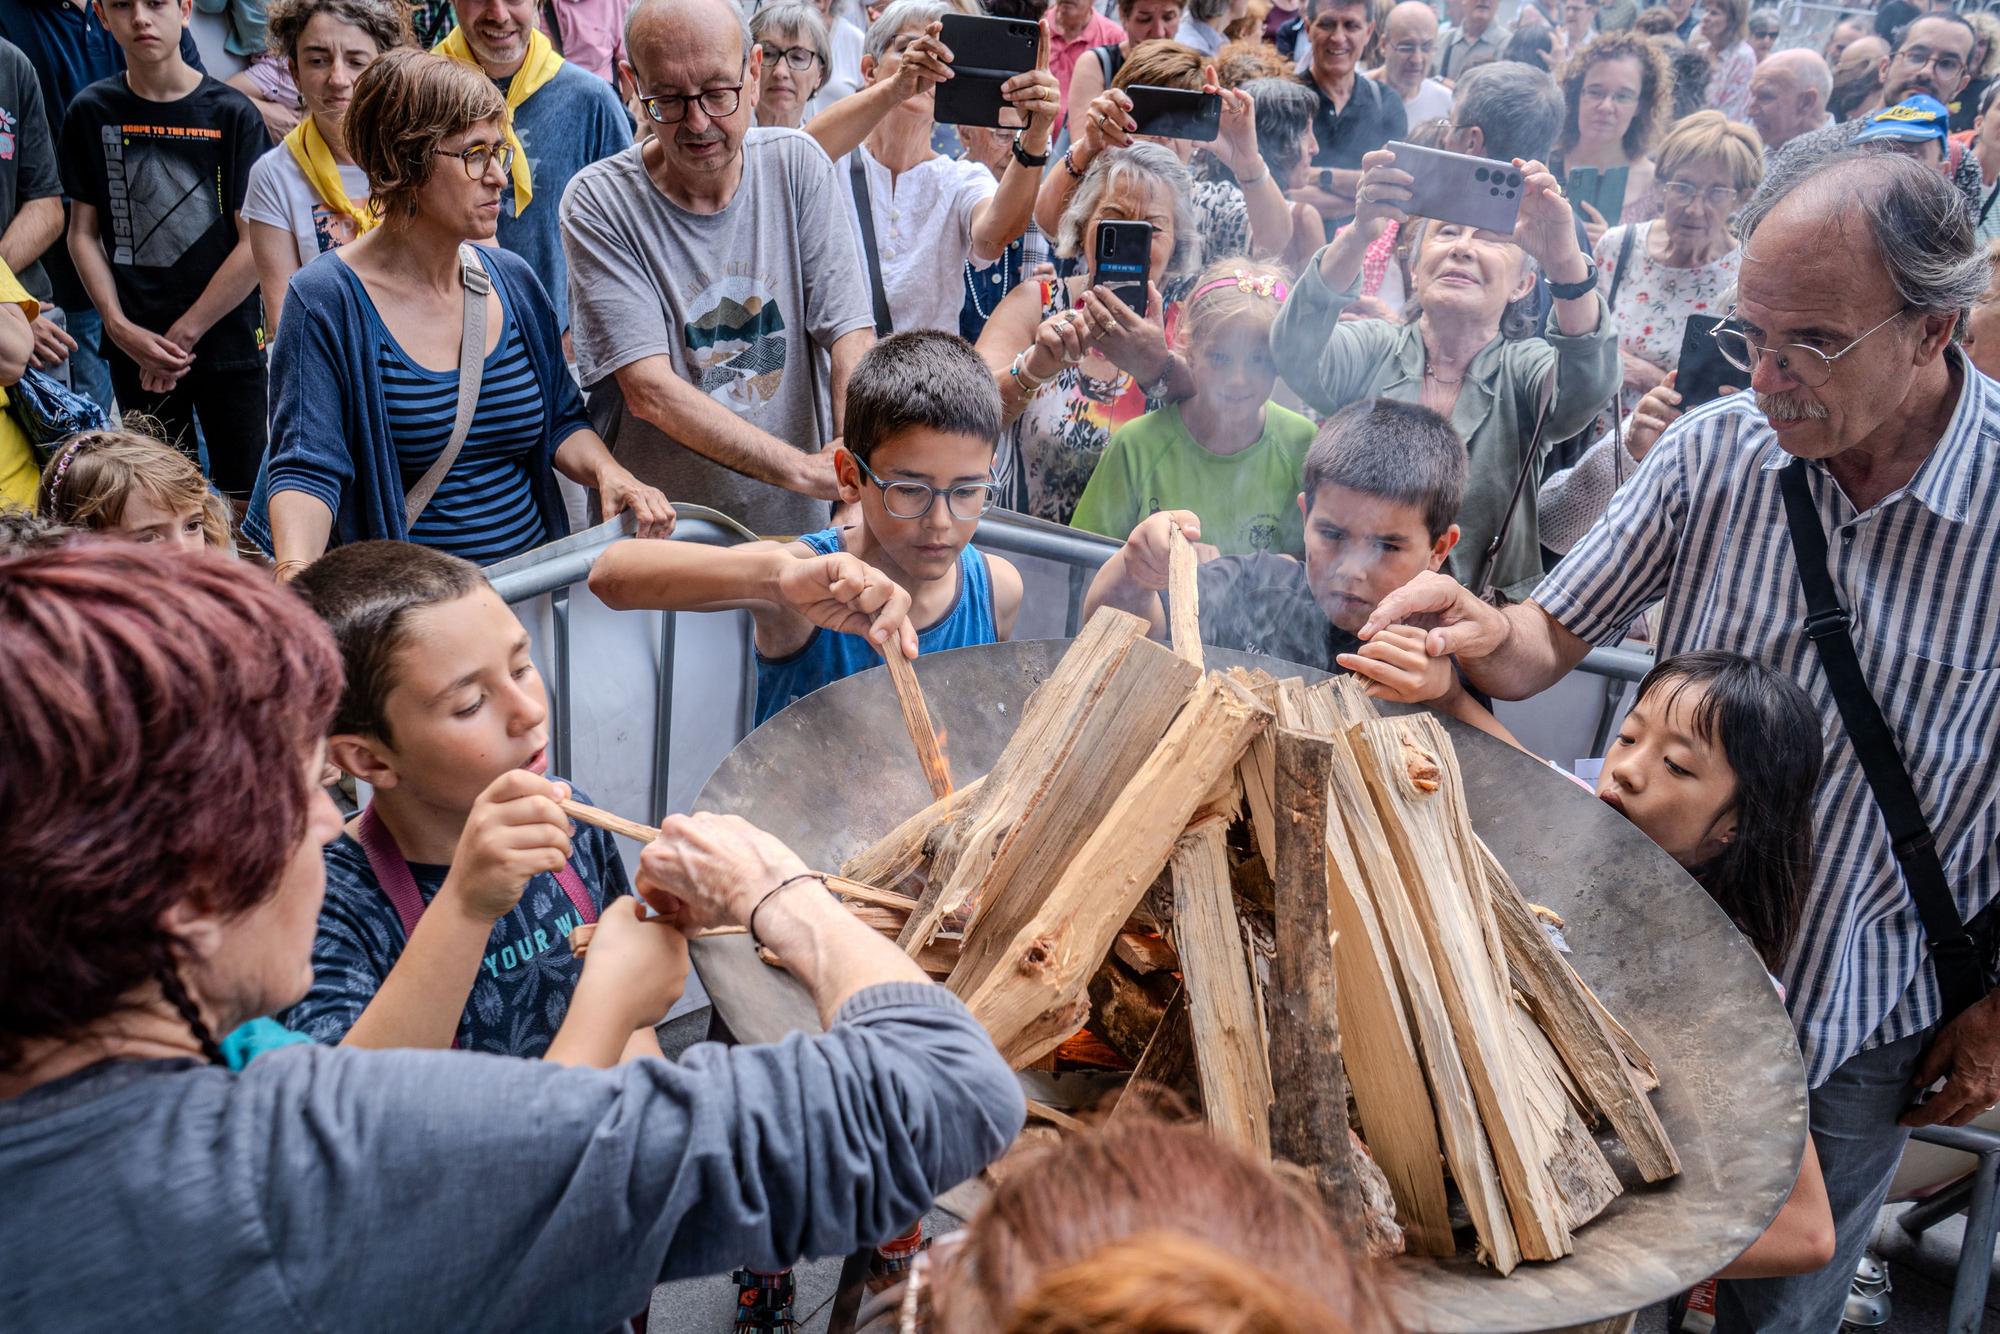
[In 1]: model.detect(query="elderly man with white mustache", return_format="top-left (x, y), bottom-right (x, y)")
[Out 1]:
top-left (1364, 148), bottom-right (2000, 1333)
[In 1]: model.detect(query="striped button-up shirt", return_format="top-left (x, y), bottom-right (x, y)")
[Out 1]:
top-left (1535, 354), bottom-right (2000, 1087)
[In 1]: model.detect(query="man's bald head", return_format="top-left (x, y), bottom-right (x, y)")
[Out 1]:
top-left (1384, 0), bottom-right (1438, 41)
top-left (1380, 1), bottom-right (1439, 90)
top-left (627, 0), bottom-right (753, 81)
top-left (1748, 48), bottom-right (1831, 150)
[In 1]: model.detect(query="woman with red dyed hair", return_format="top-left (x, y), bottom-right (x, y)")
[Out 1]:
top-left (0, 543), bottom-right (1022, 1330)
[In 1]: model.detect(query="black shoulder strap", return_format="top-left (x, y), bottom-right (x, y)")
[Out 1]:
top-left (850, 153), bottom-right (894, 337)
top-left (1981, 176), bottom-right (2000, 227)
top-left (1472, 366), bottom-right (1559, 602)
top-left (1607, 223), bottom-right (1638, 311)
top-left (1777, 458), bottom-right (1984, 1021)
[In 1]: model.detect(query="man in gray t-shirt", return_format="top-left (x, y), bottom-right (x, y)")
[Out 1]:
top-left (561, 0), bottom-right (874, 537)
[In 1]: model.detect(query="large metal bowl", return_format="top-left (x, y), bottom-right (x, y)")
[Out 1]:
top-left (689, 638), bottom-right (1807, 1332)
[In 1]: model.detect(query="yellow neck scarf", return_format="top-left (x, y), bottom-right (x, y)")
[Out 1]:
top-left (282, 115), bottom-right (375, 235)
top-left (434, 25), bottom-right (564, 216)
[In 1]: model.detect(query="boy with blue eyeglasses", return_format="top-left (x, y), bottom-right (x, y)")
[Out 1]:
top-left (591, 329), bottom-right (1023, 725)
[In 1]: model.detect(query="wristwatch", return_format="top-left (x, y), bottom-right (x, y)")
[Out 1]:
top-left (1011, 137), bottom-right (1051, 169)
top-left (1545, 259), bottom-right (1599, 301)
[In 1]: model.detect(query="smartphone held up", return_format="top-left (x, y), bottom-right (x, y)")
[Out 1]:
top-left (1379, 140), bottom-right (1527, 235)
top-left (932, 14), bottom-right (1039, 128)
top-left (1093, 219), bottom-right (1153, 318)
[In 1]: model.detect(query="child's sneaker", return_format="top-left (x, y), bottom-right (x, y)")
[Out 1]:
top-left (732, 1268), bottom-right (797, 1332)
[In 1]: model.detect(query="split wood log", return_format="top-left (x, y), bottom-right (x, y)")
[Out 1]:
top-left (1353, 716), bottom-right (1570, 1263)
top-left (1512, 1002), bottom-right (1623, 1232)
top-left (1347, 1130), bottom-right (1409, 1258)
top-left (901, 609), bottom-right (1200, 954)
top-left (1166, 524), bottom-right (1203, 668)
top-left (1323, 723), bottom-right (1515, 1270)
top-left (954, 673), bottom-right (1271, 1066)
top-left (1025, 1098), bottom-right (1090, 1134)
top-left (881, 644), bottom-right (953, 800)
top-left (568, 921), bottom-right (743, 956)
top-left (1477, 838), bottom-right (1680, 1182)
top-left (839, 778), bottom-right (985, 894)
top-left (1577, 969), bottom-right (1661, 1092)
top-left (1086, 957), bottom-right (1171, 1067)
top-left (1111, 984), bottom-right (1201, 1120)
top-left (1169, 819), bottom-right (1275, 1159)
top-left (1113, 931), bottom-right (1179, 975)
top-left (1231, 671), bottom-right (1284, 870)
top-left (1267, 729), bottom-right (1366, 1237)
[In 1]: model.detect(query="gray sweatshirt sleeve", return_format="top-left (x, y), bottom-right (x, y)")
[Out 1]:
top-left (246, 982), bottom-right (1024, 1333)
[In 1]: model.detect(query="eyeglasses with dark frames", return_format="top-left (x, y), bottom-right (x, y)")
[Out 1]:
top-left (1709, 306), bottom-right (1910, 388)
top-left (640, 81), bottom-right (747, 125)
top-left (851, 455), bottom-right (1000, 521)
top-left (434, 141), bottom-right (515, 178)
top-left (759, 43), bottom-right (823, 71)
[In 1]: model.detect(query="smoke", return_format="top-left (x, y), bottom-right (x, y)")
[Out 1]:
top-left (1757, 392), bottom-right (1830, 423)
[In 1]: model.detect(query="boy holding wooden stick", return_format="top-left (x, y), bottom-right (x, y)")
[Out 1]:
top-left (1085, 398), bottom-right (1473, 702)
top-left (590, 331), bottom-right (1023, 727)
top-left (286, 540), bottom-right (684, 1064)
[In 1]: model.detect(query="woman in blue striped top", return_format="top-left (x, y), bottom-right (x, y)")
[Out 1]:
top-left (247, 49), bottom-right (675, 576)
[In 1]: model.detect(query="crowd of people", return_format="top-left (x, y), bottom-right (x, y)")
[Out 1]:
top-left (2, 0), bottom-right (2000, 1330)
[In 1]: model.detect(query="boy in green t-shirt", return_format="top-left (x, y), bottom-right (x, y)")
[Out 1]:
top-left (1070, 261), bottom-right (1314, 556)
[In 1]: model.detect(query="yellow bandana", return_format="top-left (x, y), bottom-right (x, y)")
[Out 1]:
top-left (282, 115), bottom-right (376, 236)
top-left (434, 25), bottom-right (564, 216)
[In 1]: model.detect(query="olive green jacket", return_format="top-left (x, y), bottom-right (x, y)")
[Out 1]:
top-left (1272, 254), bottom-right (1621, 603)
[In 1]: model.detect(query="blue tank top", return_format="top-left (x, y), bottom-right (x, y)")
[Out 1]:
top-left (753, 529), bottom-right (997, 726)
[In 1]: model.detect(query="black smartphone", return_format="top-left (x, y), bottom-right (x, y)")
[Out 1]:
top-left (931, 14), bottom-right (1039, 129)
top-left (1093, 220), bottom-right (1153, 318)
top-left (1124, 85), bottom-right (1221, 142)
top-left (1676, 315), bottom-right (1742, 410)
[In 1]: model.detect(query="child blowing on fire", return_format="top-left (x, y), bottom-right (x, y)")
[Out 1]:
top-left (1070, 261), bottom-right (1315, 558)
top-left (285, 540), bottom-right (684, 1065)
top-left (1085, 397), bottom-right (1468, 688)
top-left (590, 331), bottom-right (1023, 726)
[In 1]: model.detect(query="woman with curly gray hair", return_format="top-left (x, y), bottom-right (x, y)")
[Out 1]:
top-left (976, 143), bottom-right (1203, 523)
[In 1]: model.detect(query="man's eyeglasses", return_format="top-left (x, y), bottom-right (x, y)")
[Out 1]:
top-left (852, 456), bottom-right (999, 521)
top-left (1660, 178), bottom-right (1742, 209)
top-left (1896, 45), bottom-right (1967, 78)
top-left (435, 142), bottom-right (515, 178)
top-left (1390, 39), bottom-right (1436, 56)
top-left (640, 83), bottom-right (746, 125)
top-left (1710, 306), bottom-right (1910, 387)
top-left (760, 43), bottom-right (822, 71)
top-left (1581, 84), bottom-right (1640, 106)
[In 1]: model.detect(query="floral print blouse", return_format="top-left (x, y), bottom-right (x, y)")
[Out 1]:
top-left (1593, 219), bottom-right (1741, 413)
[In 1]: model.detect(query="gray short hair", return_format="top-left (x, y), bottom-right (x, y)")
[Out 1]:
top-left (1245, 77), bottom-right (1319, 179)
top-left (1055, 142), bottom-right (1203, 278)
top-left (1452, 60), bottom-right (1563, 164)
top-left (1740, 150), bottom-right (1988, 330)
top-left (865, 0), bottom-right (953, 59)
top-left (626, 0), bottom-right (754, 70)
top-left (751, 0), bottom-right (832, 72)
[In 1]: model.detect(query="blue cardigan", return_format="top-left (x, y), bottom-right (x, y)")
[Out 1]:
top-left (243, 245), bottom-right (589, 554)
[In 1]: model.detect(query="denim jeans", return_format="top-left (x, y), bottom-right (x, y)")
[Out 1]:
top-left (61, 305), bottom-right (116, 414)
top-left (1712, 1029), bottom-right (1931, 1333)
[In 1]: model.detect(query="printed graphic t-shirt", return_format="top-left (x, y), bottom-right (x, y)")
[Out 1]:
top-left (57, 74), bottom-right (265, 363)
top-left (242, 141), bottom-right (368, 264)
top-left (281, 787), bottom-right (629, 1056)
top-left (561, 128), bottom-right (875, 537)
top-left (1070, 401), bottom-right (1314, 557)
top-left (0, 39), bottom-right (63, 304)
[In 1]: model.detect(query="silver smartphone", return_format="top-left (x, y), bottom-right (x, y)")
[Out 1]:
top-left (1382, 140), bottom-right (1525, 235)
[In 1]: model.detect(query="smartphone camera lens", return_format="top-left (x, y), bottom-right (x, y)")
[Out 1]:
top-left (1507, 172), bottom-right (1522, 187)
top-left (1474, 166), bottom-right (1490, 182)
top-left (1104, 232), bottom-right (1116, 253)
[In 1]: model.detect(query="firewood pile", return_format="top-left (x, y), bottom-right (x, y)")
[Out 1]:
top-left (835, 589), bottom-right (1679, 1273)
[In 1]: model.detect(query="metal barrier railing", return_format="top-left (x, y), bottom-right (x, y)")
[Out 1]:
top-left (484, 507), bottom-right (1654, 818)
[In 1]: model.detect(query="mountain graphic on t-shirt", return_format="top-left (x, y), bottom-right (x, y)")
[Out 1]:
top-left (686, 295), bottom-right (784, 349)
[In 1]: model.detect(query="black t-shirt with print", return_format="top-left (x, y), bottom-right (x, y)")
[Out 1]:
top-left (57, 74), bottom-right (264, 363)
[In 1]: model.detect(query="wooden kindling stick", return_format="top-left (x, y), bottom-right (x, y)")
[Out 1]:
top-left (1166, 524), bottom-right (1202, 669)
top-left (558, 797), bottom-right (919, 958)
top-left (880, 646), bottom-right (954, 801)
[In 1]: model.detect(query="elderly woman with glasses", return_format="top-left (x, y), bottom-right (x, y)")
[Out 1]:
top-left (1273, 147), bottom-right (1619, 601)
top-left (750, 1), bottom-right (833, 132)
top-left (1542, 112), bottom-right (1765, 552)
top-left (1553, 31), bottom-right (1676, 245)
top-left (247, 50), bottom-right (673, 575)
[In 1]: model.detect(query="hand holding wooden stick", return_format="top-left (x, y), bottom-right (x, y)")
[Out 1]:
top-left (880, 646), bottom-right (954, 800)
top-left (1166, 525), bottom-right (1202, 668)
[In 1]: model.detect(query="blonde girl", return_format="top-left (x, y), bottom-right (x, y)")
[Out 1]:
top-left (38, 428), bottom-right (236, 555)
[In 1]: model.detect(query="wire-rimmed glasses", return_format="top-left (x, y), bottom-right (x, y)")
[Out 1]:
top-left (1710, 307), bottom-right (1910, 388)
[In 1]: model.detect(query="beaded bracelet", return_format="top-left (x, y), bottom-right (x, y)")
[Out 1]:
top-left (1060, 146), bottom-right (1085, 179)
top-left (1008, 349), bottom-right (1051, 394)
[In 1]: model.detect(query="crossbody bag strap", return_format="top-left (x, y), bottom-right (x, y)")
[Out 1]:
top-left (1981, 177), bottom-right (2000, 228)
top-left (403, 244), bottom-right (493, 531)
top-left (1472, 364), bottom-right (1559, 602)
top-left (1777, 458), bottom-right (1983, 1021)
top-left (1607, 223), bottom-right (1638, 311)
top-left (357, 805), bottom-right (432, 943)
top-left (553, 863), bottom-right (600, 926)
top-left (850, 153), bottom-right (894, 337)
